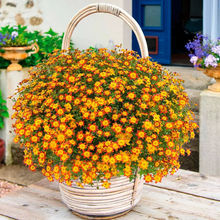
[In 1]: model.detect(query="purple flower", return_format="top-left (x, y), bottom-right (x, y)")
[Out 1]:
top-left (185, 34), bottom-right (209, 58)
top-left (205, 55), bottom-right (219, 67)
top-left (211, 45), bottom-right (220, 56)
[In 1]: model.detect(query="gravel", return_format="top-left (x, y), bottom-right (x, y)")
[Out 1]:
top-left (0, 180), bottom-right (22, 197)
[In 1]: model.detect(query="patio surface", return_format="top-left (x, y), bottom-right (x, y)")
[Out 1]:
top-left (0, 169), bottom-right (219, 220)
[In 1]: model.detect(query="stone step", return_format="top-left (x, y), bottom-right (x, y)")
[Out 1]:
top-left (164, 66), bottom-right (213, 90)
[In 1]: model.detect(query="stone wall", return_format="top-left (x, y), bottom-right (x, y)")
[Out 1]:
top-left (0, 0), bottom-right (43, 30)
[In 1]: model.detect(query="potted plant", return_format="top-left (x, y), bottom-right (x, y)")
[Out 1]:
top-left (0, 90), bottom-right (9, 162)
top-left (0, 25), bottom-right (39, 71)
top-left (11, 3), bottom-right (198, 219)
top-left (186, 33), bottom-right (220, 92)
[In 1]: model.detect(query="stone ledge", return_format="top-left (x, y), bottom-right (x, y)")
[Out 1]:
top-left (165, 66), bottom-right (213, 90)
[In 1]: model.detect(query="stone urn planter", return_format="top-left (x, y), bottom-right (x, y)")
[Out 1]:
top-left (0, 43), bottom-right (39, 71)
top-left (199, 65), bottom-right (220, 92)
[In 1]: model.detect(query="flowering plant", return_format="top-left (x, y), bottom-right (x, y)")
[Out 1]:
top-left (11, 47), bottom-right (197, 188)
top-left (185, 33), bottom-right (220, 68)
top-left (0, 25), bottom-right (33, 47)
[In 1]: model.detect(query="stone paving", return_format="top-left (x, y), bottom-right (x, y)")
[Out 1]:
top-left (0, 180), bottom-right (22, 198)
top-left (0, 164), bottom-right (43, 186)
top-left (0, 164), bottom-right (43, 198)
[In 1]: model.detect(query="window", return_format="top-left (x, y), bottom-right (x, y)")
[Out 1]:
top-left (144, 5), bottom-right (161, 27)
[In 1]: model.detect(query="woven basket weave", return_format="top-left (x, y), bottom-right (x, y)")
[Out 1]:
top-left (59, 176), bottom-right (144, 219)
top-left (59, 3), bottom-right (149, 219)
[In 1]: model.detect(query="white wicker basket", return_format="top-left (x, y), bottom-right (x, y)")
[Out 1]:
top-left (59, 176), bottom-right (144, 219)
top-left (59, 3), bottom-right (149, 219)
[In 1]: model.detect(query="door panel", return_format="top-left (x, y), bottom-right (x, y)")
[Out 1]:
top-left (132, 0), bottom-right (171, 64)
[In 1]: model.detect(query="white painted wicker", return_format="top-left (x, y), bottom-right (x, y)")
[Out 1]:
top-left (59, 3), bottom-right (149, 219)
top-left (59, 176), bottom-right (144, 218)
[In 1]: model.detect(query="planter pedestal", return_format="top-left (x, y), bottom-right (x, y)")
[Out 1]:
top-left (200, 90), bottom-right (220, 176)
top-left (0, 69), bottom-right (29, 165)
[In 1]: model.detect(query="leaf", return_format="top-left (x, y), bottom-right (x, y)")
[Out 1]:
top-left (0, 118), bottom-right (3, 129)
top-left (0, 106), bottom-right (8, 111)
top-left (1, 111), bottom-right (9, 117)
top-left (44, 28), bottom-right (57, 36)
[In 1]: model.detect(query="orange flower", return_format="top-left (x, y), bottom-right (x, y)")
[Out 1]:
top-left (127, 92), bottom-right (136, 100)
top-left (31, 136), bottom-right (38, 143)
top-left (88, 124), bottom-right (97, 132)
top-left (92, 154), bottom-right (99, 161)
top-left (102, 181), bottom-right (111, 189)
top-left (165, 122), bottom-right (173, 129)
top-left (129, 116), bottom-right (137, 124)
top-left (76, 132), bottom-right (84, 141)
top-left (83, 151), bottom-right (91, 158)
top-left (57, 109), bottom-right (64, 116)
top-left (85, 134), bottom-right (94, 143)
top-left (72, 166), bottom-right (79, 173)
top-left (57, 134), bottom-right (65, 143)
top-left (101, 119), bottom-right (110, 127)
top-left (78, 143), bottom-right (87, 150)
top-left (143, 120), bottom-right (153, 130)
top-left (144, 174), bottom-right (152, 183)
top-left (129, 72), bottom-right (138, 79)
top-left (137, 131), bottom-right (145, 139)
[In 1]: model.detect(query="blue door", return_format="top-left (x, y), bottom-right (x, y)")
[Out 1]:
top-left (132, 0), bottom-right (171, 64)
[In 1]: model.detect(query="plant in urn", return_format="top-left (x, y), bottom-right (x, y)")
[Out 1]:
top-left (186, 34), bottom-right (220, 92)
top-left (0, 25), bottom-right (39, 71)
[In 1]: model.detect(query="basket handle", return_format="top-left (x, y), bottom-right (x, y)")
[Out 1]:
top-left (62, 3), bottom-right (149, 58)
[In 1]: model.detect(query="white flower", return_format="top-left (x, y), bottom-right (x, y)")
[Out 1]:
top-left (205, 54), bottom-right (219, 68)
top-left (11, 31), bottom-right (18, 39)
top-left (190, 56), bottom-right (198, 65)
top-left (211, 45), bottom-right (220, 56)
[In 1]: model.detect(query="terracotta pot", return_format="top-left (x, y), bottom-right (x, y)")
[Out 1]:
top-left (0, 43), bottom-right (39, 71)
top-left (198, 65), bottom-right (220, 92)
top-left (0, 139), bottom-right (5, 163)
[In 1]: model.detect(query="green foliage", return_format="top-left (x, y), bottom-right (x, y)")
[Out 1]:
top-left (0, 91), bottom-right (9, 129)
top-left (0, 25), bottom-right (31, 47)
top-left (21, 28), bottom-right (69, 67)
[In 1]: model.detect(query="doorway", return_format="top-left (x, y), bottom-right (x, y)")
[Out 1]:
top-left (171, 0), bottom-right (203, 66)
top-left (132, 0), bottom-right (203, 65)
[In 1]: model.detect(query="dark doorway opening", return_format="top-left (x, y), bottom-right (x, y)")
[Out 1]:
top-left (171, 0), bottom-right (203, 66)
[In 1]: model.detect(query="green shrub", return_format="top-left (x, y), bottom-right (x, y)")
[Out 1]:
top-left (0, 91), bottom-right (8, 129)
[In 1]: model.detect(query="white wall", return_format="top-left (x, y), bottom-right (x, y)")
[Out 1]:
top-left (40, 0), bottom-right (132, 50)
